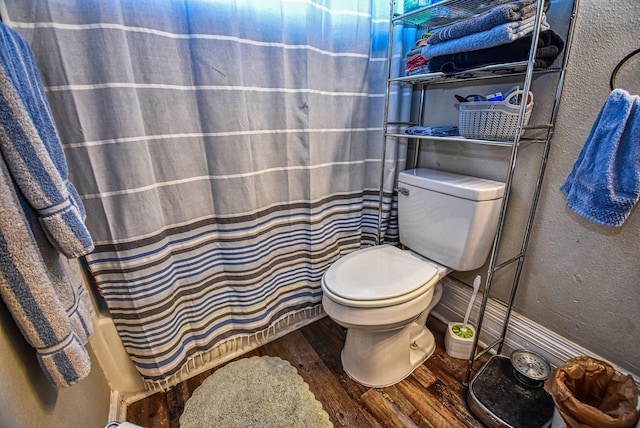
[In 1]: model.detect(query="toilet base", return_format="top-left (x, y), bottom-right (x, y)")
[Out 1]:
top-left (341, 320), bottom-right (436, 388)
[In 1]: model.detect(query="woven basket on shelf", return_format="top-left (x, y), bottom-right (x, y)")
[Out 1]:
top-left (458, 91), bottom-right (534, 141)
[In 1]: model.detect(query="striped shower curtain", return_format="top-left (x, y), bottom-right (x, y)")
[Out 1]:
top-left (1, 0), bottom-right (407, 388)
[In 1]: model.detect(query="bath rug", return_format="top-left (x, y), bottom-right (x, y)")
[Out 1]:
top-left (179, 356), bottom-right (332, 428)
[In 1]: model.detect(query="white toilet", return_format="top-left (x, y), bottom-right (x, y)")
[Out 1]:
top-left (321, 168), bottom-right (506, 387)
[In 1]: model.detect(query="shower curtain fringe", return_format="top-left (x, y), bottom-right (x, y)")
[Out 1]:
top-left (142, 305), bottom-right (325, 392)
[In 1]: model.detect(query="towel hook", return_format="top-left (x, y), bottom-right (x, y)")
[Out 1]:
top-left (610, 47), bottom-right (640, 91)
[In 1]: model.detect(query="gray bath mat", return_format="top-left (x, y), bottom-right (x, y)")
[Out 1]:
top-left (179, 355), bottom-right (332, 428)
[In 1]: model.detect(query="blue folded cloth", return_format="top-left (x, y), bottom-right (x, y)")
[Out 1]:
top-left (427, 30), bottom-right (564, 74)
top-left (561, 89), bottom-right (640, 227)
top-left (421, 14), bottom-right (549, 60)
top-left (404, 125), bottom-right (459, 137)
top-left (427, 0), bottom-right (538, 45)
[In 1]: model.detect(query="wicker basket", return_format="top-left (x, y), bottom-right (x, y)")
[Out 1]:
top-left (458, 91), bottom-right (534, 140)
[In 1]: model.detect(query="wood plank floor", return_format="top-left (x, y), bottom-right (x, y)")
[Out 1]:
top-left (127, 316), bottom-right (489, 427)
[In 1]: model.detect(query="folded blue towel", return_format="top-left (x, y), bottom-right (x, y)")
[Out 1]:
top-left (421, 14), bottom-right (549, 60)
top-left (404, 125), bottom-right (459, 137)
top-left (427, 0), bottom-right (538, 45)
top-left (561, 89), bottom-right (640, 227)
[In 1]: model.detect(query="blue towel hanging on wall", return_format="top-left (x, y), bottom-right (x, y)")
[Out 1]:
top-left (561, 89), bottom-right (640, 227)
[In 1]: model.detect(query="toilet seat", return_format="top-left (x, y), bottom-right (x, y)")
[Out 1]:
top-left (322, 245), bottom-right (439, 308)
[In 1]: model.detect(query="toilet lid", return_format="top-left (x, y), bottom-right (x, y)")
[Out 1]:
top-left (323, 245), bottom-right (438, 301)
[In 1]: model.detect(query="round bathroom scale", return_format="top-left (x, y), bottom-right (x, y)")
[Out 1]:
top-left (510, 350), bottom-right (551, 388)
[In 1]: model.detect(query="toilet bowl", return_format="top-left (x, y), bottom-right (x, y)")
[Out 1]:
top-left (321, 168), bottom-right (506, 387)
top-left (321, 244), bottom-right (449, 387)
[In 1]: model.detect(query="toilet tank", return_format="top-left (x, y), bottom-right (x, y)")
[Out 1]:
top-left (398, 168), bottom-right (506, 271)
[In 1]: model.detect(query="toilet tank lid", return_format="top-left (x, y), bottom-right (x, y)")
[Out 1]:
top-left (399, 168), bottom-right (505, 201)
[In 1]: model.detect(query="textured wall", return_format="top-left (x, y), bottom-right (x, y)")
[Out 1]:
top-left (517, 0), bottom-right (640, 376)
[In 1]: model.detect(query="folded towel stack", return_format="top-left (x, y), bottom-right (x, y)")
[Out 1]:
top-left (422, 14), bottom-right (550, 60)
top-left (420, 0), bottom-right (564, 74)
top-left (428, 30), bottom-right (564, 74)
top-left (405, 47), bottom-right (430, 76)
top-left (426, 0), bottom-right (543, 45)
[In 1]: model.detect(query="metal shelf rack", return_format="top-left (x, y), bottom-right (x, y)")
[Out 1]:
top-left (379, 0), bottom-right (581, 387)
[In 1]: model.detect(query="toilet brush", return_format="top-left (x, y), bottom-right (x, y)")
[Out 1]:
top-left (445, 275), bottom-right (481, 359)
top-left (455, 274), bottom-right (481, 338)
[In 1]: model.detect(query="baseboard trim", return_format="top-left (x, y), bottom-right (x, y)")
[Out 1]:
top-left (107, 389), bottom-right (126, 424)
top-left (432, 277), bottom-right (639, 387)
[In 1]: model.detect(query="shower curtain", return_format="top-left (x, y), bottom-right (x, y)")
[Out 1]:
top-left (1, 0), bottom-right (411, 389)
